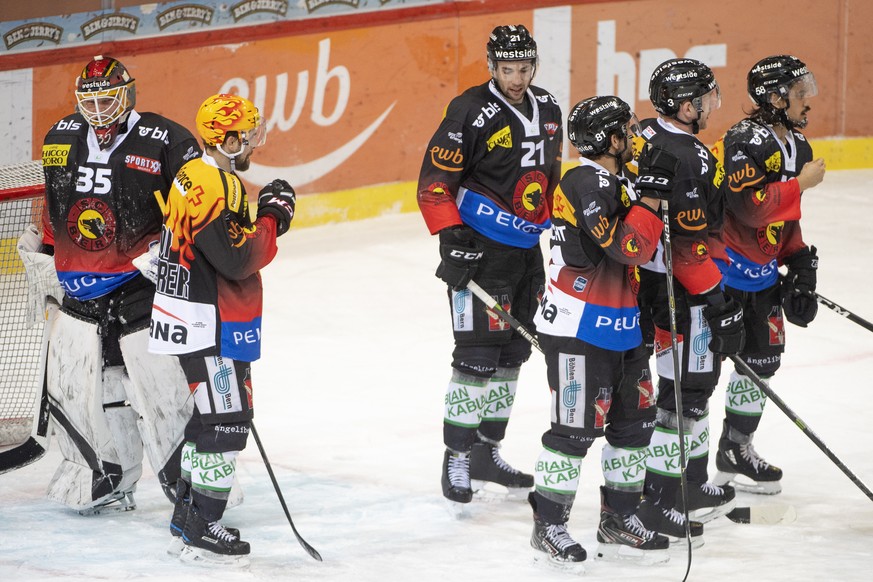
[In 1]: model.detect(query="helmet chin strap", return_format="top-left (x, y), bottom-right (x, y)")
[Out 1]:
top-left (778, 99), bottom-right (808, 130)
top-left (217, 141), bottom-right (247, 173)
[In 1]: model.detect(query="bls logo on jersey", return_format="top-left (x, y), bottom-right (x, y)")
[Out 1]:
top-left (138, 125), bottom-right (170, 143)
top-left (472, 101), bottom-right (502, 128)
top-left (42, 144), bottom-right (71, 167)
top-left (55, 119), bottom-right (82, 132)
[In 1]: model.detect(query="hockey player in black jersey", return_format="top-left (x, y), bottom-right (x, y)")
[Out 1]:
top-left (17, 55), bottom-right (201, 514)
top-left (634, 59), bottom-right (743, 545)
top-left (528, 96), bottom-right (671, 569)
top-left (710, 56), bottom-right (826, 495)
top-left (417, 24), bottom-right (563, 509)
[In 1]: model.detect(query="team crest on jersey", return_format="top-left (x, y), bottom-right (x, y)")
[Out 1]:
top-left (513, 171), bottom-right (547, 221)
top-left (753, 188), bottom-right (768, 206)
top-left (621, 233), bottom-right (641, 258)
top-left (627, 265), bottom-right (640, 295)
top-left (426, 182), bottom-right (450, 198)
top-left (765, 151), bottom-right (782, 173)
top-left (543, 122), bottom-right (559, 136)
top-left (67, 198), bottom-right (116, 251)
top-left (756, 222), bottom-right (783, 256)
top-left (692, 240), bottom-right (709, 258)
top-left (486, 126), bottom-right (512, 151)
top-left (713, 160), bottom-right (725, 188)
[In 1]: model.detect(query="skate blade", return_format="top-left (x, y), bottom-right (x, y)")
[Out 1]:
top-left (443, 498), bottom-right (472, 519)
top-left (532, 551), bottom-right (586, 575)
top-left (666, 535), bottom-right (704, 550)
top-left (167, 536), bottom-right (184, 557)
top-left (596, 543), bottom-right (670, 565)
top-left (77, 494), bottom-right (136, 516)
top-left (471, 480), bottom-right (530, 502)
top-left (713, 471), bottom-right (782, 495)
top-left (689, 498), bottom-right (737, 524)
top-left (179, 545), bottom-right (251, 567)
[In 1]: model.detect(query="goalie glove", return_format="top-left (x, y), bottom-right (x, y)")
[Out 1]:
top-left (132, 240), bottom-right (160, 285)
top-left (16, 225), bottom-right (65, 328)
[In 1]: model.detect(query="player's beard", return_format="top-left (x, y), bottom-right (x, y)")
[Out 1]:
top-left (235, 151), bottom-right (252, 172)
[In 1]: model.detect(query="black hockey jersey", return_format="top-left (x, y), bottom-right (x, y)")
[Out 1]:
top-left (635, 117), bottom-right (726, 296)
top-left (41, 110), bottom-right (201, 300)
top-left (711, 118), bottom-right (813, 291)
top-left (417, 80), bottom-right (563, 248)
top-left (534, 159), bottom-right (663, 351)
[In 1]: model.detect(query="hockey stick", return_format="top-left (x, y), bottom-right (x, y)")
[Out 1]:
top-left (729, 356), bottom-right (873, 503)
top-left (466, 280), bottom-right (543, 354)
top-left (250, 422), bottom-right (323, 561)
top-left (660, 202), bottom-right (692, 581)
top-left (778, 275), bottom-right (873, 334)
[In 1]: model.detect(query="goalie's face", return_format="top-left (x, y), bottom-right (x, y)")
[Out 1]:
top-left (76, 84), bottom-right (134, 148)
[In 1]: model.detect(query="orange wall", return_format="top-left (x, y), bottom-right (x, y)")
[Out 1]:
top-left (22, 0), bottom-right (873, 197)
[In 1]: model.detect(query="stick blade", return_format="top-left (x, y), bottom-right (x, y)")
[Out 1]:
top-left (726, 504), bottom-right (796, 525)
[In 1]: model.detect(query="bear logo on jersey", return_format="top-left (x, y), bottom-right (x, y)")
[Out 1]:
top-left (513, 171), bottom-right (547, 222)
top-left (67, 198), bottom-right (116, 251)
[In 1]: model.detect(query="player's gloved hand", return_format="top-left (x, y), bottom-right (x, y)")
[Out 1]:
top-left (702, 290), bottom-right (745, 355)
top-left (257, 179), bottom-right (296, 237)
top-left (782, 245), bottom-right (818, 327)
top-left (635, 143), bottom-right (680, 201)
top-left (16, 224), bottom-right (64, 328)
top-left (132, 240), bottom-right (160, 285)
top-left (436, 226), bottom-right (484, 291)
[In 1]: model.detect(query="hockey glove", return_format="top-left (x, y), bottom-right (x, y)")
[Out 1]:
top-left (702, 291), bottom-right (745, 355)
top-left (782, 245), bottom-right (818, 327)
top-left (635, 143), bottom-right (680, 201)
top-left (132, 240), bottom-right (160, 285)
top-left (257, 179), bottom-right (296, 237)
top-left (16, 225), bottom-right (65, 328)
top-left (436, 226), bottom-right (484, 291)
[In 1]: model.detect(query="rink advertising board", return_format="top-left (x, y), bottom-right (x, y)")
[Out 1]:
top-left (11, 0), bottom-right (873, 226)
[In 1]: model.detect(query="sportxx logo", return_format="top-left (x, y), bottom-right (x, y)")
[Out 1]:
top-left (430, 146), bottom-right (464, 172)
top-left (728, 162), bottom-right (763, 192)
top-left (125, 154), bottom-right (161, 175)
top-left (219, 37), bottom-right (396, 188)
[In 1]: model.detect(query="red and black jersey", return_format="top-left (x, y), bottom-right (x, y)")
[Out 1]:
top-left (711, 118), bottom-right (813, 291)
top-left (417, 80), bottom-right (563, 248)
top-left (41, 110), bottom-right (201, 300)
top-left (534, 159), bottom-right (663, 351)
top-left (636, 117), bottom-right (727, 296)
top-left (148, 154), bottom-right (279, 362)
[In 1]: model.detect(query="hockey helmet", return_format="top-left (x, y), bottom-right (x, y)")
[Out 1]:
top-left (748, 55), bottom-right (817, 108)
top-left (486, 24), bottom-right (537, 64)
top-left (195, 94), bottom-right (266, 149)
top-left (567, 96), bottom-right (639, 157)
top-left (75, 55), bottom-right (136, 148)
top-left (649, 58), bottom-right (719, 116)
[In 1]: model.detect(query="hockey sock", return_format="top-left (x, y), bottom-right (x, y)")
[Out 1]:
top-left (191, 450), bottom-right (238, 522)
top-left (477, 367), bottom-right (519, 442)
top-left (443, 369), bottom-right (488, 451)
top-left (601, 443), bottom-right (647, 496)
top-left (534, 447), bottom-right (582, 509)
top-left (645, 411), bottom-right (689, 506)
top-left (724, 370), bottom-right (768, 435)
top-left (180, 441), bottom-right (195, 484)
top-left (686, 413), bottom-right (710, 483)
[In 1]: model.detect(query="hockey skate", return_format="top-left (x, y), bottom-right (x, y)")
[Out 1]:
top-left (180, 508), bottom-right (250, 566)
top-left (470, 438), bottom-right (533, 500)
top-left (678, 481), bottom-right (737, 524)
top-left (596, 491), bottom-right (669, 564)
top-left (714, 434), bottom-right (782, 495)
top-left (636, 498), bottom-right (704, 549)
top-left (169, 483), bottom-right (239, 557)
top-left (77, 490), bottom-right (136, 516)
top-left (441, 449), bottom-right (473, 516)
top-left (530, 516), bottom-right (587, 573)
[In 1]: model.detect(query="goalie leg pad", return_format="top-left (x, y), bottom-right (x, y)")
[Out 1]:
top-left (45, 310), bottom-right (142, 510)
top-left (120, 327), bottom-right (192, 499)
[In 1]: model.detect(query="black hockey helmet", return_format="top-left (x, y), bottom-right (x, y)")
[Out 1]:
top-left (486, 24), bottom-right (537, 64)
top-left (75, 55), bottom-right (136, 149)
top-left (648, 58), bottom-right (719, 116)
top-left (748, 55), bottom-right (816, 107)
top-left (567, 96), bottom-right (638, 157)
